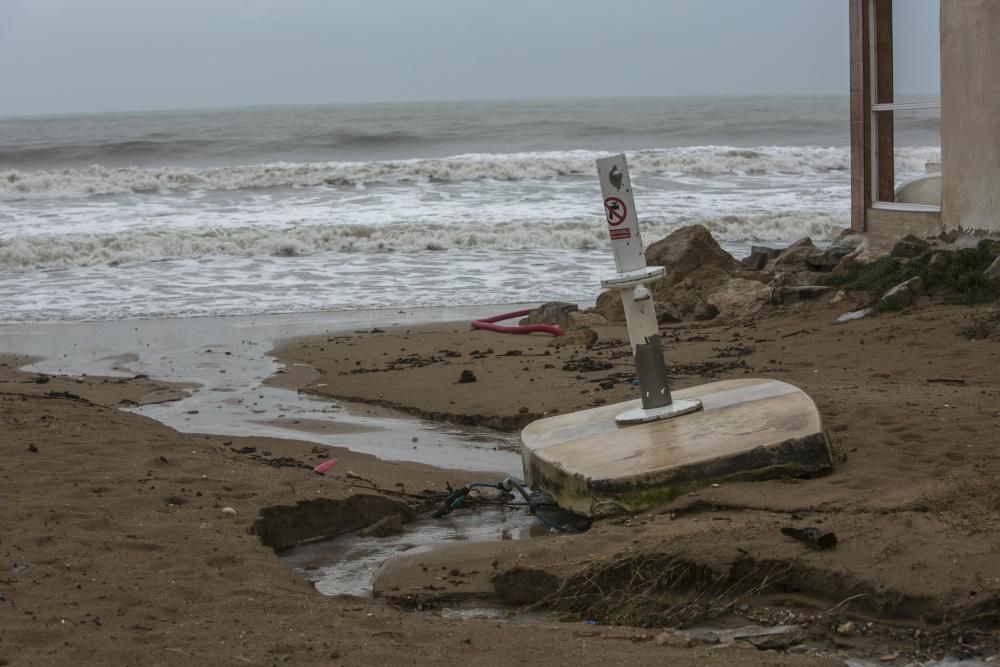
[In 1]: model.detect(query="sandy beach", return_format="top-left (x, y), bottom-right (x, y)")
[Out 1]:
top-left (2, 277), bottom-right (998, 665)
top-left (269, 297), bottom-right (1000, 645)
top-left (0, 345), bottom-right (846, 667)
top-left (6, 0), bottom-right (993, 662)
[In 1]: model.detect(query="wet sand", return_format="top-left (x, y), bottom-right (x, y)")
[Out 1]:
top-left (0, 333), bottom-right (837, 666)
top-left (3, 297), bottom-right (1000, 664)
top-left (272, 298), bottom-right (1000, 662)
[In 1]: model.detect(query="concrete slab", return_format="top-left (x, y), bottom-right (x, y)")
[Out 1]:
top-left (520, 378), bottom-right (831, 516)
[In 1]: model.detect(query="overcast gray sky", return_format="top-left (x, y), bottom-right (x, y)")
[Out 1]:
top-left (0, 0), bottom-right (940, 117)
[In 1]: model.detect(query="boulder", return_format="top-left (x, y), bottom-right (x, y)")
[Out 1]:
top-left (879, 276), bottom-right (925, 310)
top-left (591, 289), bottom-right (624, 322)
top-left (519, 302), bottom-right (579, 330)
top-left (984, 256), bottom-right (1000, 281)
top-left (645, 224), bottom-right (750, 286)
top-left (826, 232), bottom-right (865, 260)
top-left (567, 311), bottom-right (608, 329)
top-left (890, 234), bottom-right (932, 259)
top-left (705, 278), bottom-right (771, 321)
top-left (928, 251), bottom-right (950, 271)
top-left (548, 327), bottom-right (598, 348)
top-left (977, 238), bottom-right (1000, 259)
top-left (693, 302), bottom-right (719, 321)
top-left (591, 225), bottom-right (767, 323)
top-left (741, 245), bottom-right (781, 271)
top-left (770, 238), bottom-right (823, 272)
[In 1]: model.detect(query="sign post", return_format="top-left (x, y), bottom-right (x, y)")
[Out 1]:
top-left (595, 154), bottom-right (701, 425)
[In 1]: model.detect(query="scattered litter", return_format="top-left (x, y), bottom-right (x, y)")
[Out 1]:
top-left (837, 308), bottom-right (872, 323)
top-left (312, 458), bottom-right (338, 474)
top-left (927, 377), bottom-right (966, 385)
top-left (683, 624), bottom-right (802, 648)
top-left (220, 507), bottom-right (237, 517)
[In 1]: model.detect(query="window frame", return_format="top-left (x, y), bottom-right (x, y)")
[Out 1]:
top-left (868, 0), bottom-right (941, 213)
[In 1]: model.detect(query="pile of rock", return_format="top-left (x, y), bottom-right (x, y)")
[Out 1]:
top-left (587, 224), bottom-right (866, 324)
top-left (524, 225), bottom-right (1000, 327)
top-left (591, 225), bottom-right (773, 324)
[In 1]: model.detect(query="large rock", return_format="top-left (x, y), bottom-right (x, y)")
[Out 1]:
top-left (742, 245), bottom-right (781, 271)
top-left (977, 238), bottom-right (1000, 260)
top-left (592, 225), bottom-right (763, 322)
top-left (879, 276), bottom-right (925, 310)
top-left (519, 302), bottom-right (579, 330)
top-left (645, 224), bottom-right (750, 285)
top-left (890, 234), bottom-right (932, 259)
top-left (770, 238), bottom-right (824, 271)
top-left (705, 278), bottom-right (771, 321)
top-left (825, 232), bottom-right (865, 262)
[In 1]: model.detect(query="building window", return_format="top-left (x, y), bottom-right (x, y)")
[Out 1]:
top-left (869, 0), bottom-right (941, 211)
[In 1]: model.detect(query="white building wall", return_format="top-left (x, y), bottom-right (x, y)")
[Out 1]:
top-left (941, 0), bottom-right (1000, 231)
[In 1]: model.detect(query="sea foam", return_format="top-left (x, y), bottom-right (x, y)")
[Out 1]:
top-left (0, 146), bottom-right (940, 200)
top-left (0, 213), bottom-right (846, 271)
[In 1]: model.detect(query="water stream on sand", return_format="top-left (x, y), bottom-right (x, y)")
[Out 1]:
top-left (279, 507), bottom-right (542, 598)
top-left (0, 305), bottom-right (533, 473)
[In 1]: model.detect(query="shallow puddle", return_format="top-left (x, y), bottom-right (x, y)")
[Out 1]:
top-left (279, 507), bottom-right (541, 597)
top-left (0, 306), bottom-right (532, 474)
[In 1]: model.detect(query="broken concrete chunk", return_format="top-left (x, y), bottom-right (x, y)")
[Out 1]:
top-left (548, 327), bottom-right (598, 348)
top-left (518, 302), bottom-right (579, 330)
top-left (567, 311), bottom-right (608, 329)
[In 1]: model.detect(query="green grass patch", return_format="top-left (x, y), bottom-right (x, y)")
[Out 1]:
top-left (820, 245), bottom-right (1000, 306)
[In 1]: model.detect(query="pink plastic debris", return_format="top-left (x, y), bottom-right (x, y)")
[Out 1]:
top-left (312, 458), bottom-right (338, 474)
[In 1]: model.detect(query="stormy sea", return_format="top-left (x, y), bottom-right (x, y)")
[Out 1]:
top-left (0, 96), bottom-right (940, 323)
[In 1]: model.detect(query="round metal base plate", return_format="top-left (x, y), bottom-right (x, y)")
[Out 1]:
top-left (615, 398), bottom-right (703, 425)
top-left (600, 266), bottom-right (666, 290)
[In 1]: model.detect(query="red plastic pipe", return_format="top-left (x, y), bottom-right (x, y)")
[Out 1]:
top-left (470, 309), bottom-right (564, 336)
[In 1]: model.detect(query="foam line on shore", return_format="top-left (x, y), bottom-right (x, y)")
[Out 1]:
top-left (0, 213), bottom-right (845, 270)
top-left (0, 146), bottom-right (941, 199)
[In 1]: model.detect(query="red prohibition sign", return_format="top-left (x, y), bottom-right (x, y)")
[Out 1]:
top-left (604, 196), bottom-right (627, 226)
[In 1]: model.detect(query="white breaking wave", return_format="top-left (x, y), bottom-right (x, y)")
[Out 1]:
top-left (0, 213), bottom-right (846, 271)
top-left (0, 146), bottom-right (941, 200)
